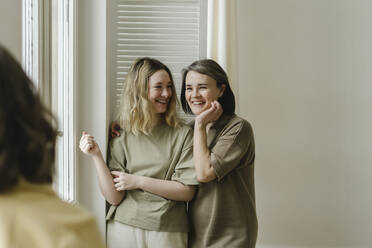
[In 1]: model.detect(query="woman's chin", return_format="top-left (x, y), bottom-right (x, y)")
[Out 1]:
top-left (190, 105), bottom-right (208, 116)
top-left (191, 109), bottom-right (202, 116)
top-left (154, 106), bottom-right (168, 114)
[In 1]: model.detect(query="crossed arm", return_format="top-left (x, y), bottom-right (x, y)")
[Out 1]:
top-left (79, 132), bottom-right (195, 206)
top-left (112, 170), bottom-right (195, 202)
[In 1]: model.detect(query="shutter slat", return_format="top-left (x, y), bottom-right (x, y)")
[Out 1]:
top-left (116, 40), bottom-right (198, 46)
top-left (118, 1), bottom-right (200, 7)
top-left (117, 27), bottom-right (198, 34)
top-left (117, 33), bottom-right (198, 39)
top-left (116, 51), bottom-right (198, 57)
top-left (116, 44), bottom-right (198, 51)
top-left (117, 22), bottom-right (198, 29)
top-left (117, 7), bottom-right (199, 12)
top-left (117, 11), bottom-right (199, 17)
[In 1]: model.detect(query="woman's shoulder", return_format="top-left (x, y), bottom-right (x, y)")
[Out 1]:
top-left (166, 122), bottom-right (193, 137)
top-left (220, 114), bottom-right (253, 136)
top-left (179, 121), bottom-right (193, 131)
top-left (108, 129), bottom-right (127, 150)
top-left (0, 186), bottom-right (104, 247)
top-left (230, 114), bottom-right (252, 128)
top-left (1, 182), bottom-right (95, 221)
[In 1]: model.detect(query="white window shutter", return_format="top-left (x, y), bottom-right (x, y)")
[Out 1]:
top-left (108, 0), bottom-right (207, 121)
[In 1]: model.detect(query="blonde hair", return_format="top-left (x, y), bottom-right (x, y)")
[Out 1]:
top-left (117, 58), bottom-right (182, 135)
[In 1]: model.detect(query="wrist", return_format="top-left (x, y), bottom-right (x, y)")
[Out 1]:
top-left (194, 119), bottom-right (207, 130)
top-left (136, 175), bottom-right (145, 189)
top-left (92, 152), bottom-right (104, 162)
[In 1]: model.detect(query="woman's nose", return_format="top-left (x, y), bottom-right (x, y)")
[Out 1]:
top-left (161, 88), bottom-right (171, 97)
top-left (191, 88), bottom-right (199, 97)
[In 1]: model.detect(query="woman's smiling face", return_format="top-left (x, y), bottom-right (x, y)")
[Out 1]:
top-left (147, 69), bottom-right (173, 114)
top-left (185, 71), bottom-right (225, 116)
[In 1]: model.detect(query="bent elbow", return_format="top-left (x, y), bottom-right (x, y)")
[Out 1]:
top-left (184, 196), bottom-right (194, 202)
top-left (108, 199), bottom-right (121, 206)
top-left (175, 185), bottom-right (195, 202)
top-left (195, 162), bottom-right (216, 183)
top-left (196, 169), bottom-right (216, 183)
top-left (196, 174), bottom-right (211, 183)
top-left (184, 186), bottom-right (196, 201)
top-left (107, 192), bottom-right (125, 206)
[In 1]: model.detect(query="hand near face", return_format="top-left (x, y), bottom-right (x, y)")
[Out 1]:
top-left (79, 131), bottom-right (101, 157)
top-left (195, 101), bottom-right (223, 127)
top-left (111, 171), bottom-right (140, 191)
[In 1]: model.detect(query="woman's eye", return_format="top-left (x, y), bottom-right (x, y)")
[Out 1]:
top-left (186, 87), bottom-right (192, 91)
top-left (199, 86), bottom-right (207, 89)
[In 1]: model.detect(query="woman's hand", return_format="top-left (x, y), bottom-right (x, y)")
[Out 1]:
top-left (79, 131), bottom-right (102, 157)
top-left (111, 171), bottom-right (141, 191)
top-left (110, 121), bottom-right (121, 138)
top-left (195, 101), bottom-right (223, 127)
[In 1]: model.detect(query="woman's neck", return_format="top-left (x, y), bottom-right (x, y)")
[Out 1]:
top-left (153, 113), bottom-right (165, 126)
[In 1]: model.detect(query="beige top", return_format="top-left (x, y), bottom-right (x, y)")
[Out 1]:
top-left (188, 114), bottom-right (258, 248)
top-left (0, 179), bottom-right (104, 248)
top-left (106, 123), bottom-right (198, 232)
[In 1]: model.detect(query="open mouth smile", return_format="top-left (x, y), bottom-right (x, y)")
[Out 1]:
top-left (156, 99), bottom-right (168, 104)
top-left (191, 100), bottom-right (206, 106)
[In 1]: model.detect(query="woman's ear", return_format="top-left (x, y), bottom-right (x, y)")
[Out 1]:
top-left (218, 84), bottom-right (226, 98)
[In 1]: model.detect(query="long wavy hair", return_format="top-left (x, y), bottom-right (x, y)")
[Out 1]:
top-left (0, 45), bottom-right (58, 193)
top-left (117, 57), bottom-right (181, 135)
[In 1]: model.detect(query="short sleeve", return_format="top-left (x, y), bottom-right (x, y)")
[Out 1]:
top-left (107, 135), bottom-right (127, 172)
top-left (210, 120), bottom-right (255, 181)
top-left (171, 128), bottom-right (199, 186)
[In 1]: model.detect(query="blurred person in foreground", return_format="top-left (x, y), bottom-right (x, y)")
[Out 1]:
top-left (0, 45), bottom-right (104, 248)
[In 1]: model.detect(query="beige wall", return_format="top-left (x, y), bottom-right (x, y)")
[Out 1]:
top-left (236, 0), bottom-right (372, 247)
top-left (0, 0), bottom-right (22, 61)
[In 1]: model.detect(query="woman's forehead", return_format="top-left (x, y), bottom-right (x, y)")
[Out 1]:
top-left (185, 71), bottom-right (216, 85)
top-left (149, 69), bottom-right (171, 83)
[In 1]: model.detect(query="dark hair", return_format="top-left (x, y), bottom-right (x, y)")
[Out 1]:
top-left (0, 45), bottom-right (57, 193)
top-left (180, 59), bottom-right (235, 115)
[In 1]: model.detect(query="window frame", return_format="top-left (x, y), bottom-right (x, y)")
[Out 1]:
top-left (53, 0), bottom-right (78, 203)
top-left (22, 0), bottom-right (78, 203)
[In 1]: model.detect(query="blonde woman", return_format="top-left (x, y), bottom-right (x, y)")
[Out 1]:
top-left (80, 58), bottom-right (197, 248)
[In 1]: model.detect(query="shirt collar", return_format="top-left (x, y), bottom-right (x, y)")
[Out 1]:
top-left (209, 113), bottom-right (236, 131)
top-left (189, 113), bottom-right (236, 147)
top-left (10, 178), bottom-right (55, 196)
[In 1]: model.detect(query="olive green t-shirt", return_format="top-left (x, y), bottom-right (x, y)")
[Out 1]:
top-left (188, 114), bottom-right (258, 248)
top-left (106, 123), bottom-right (198, 232)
